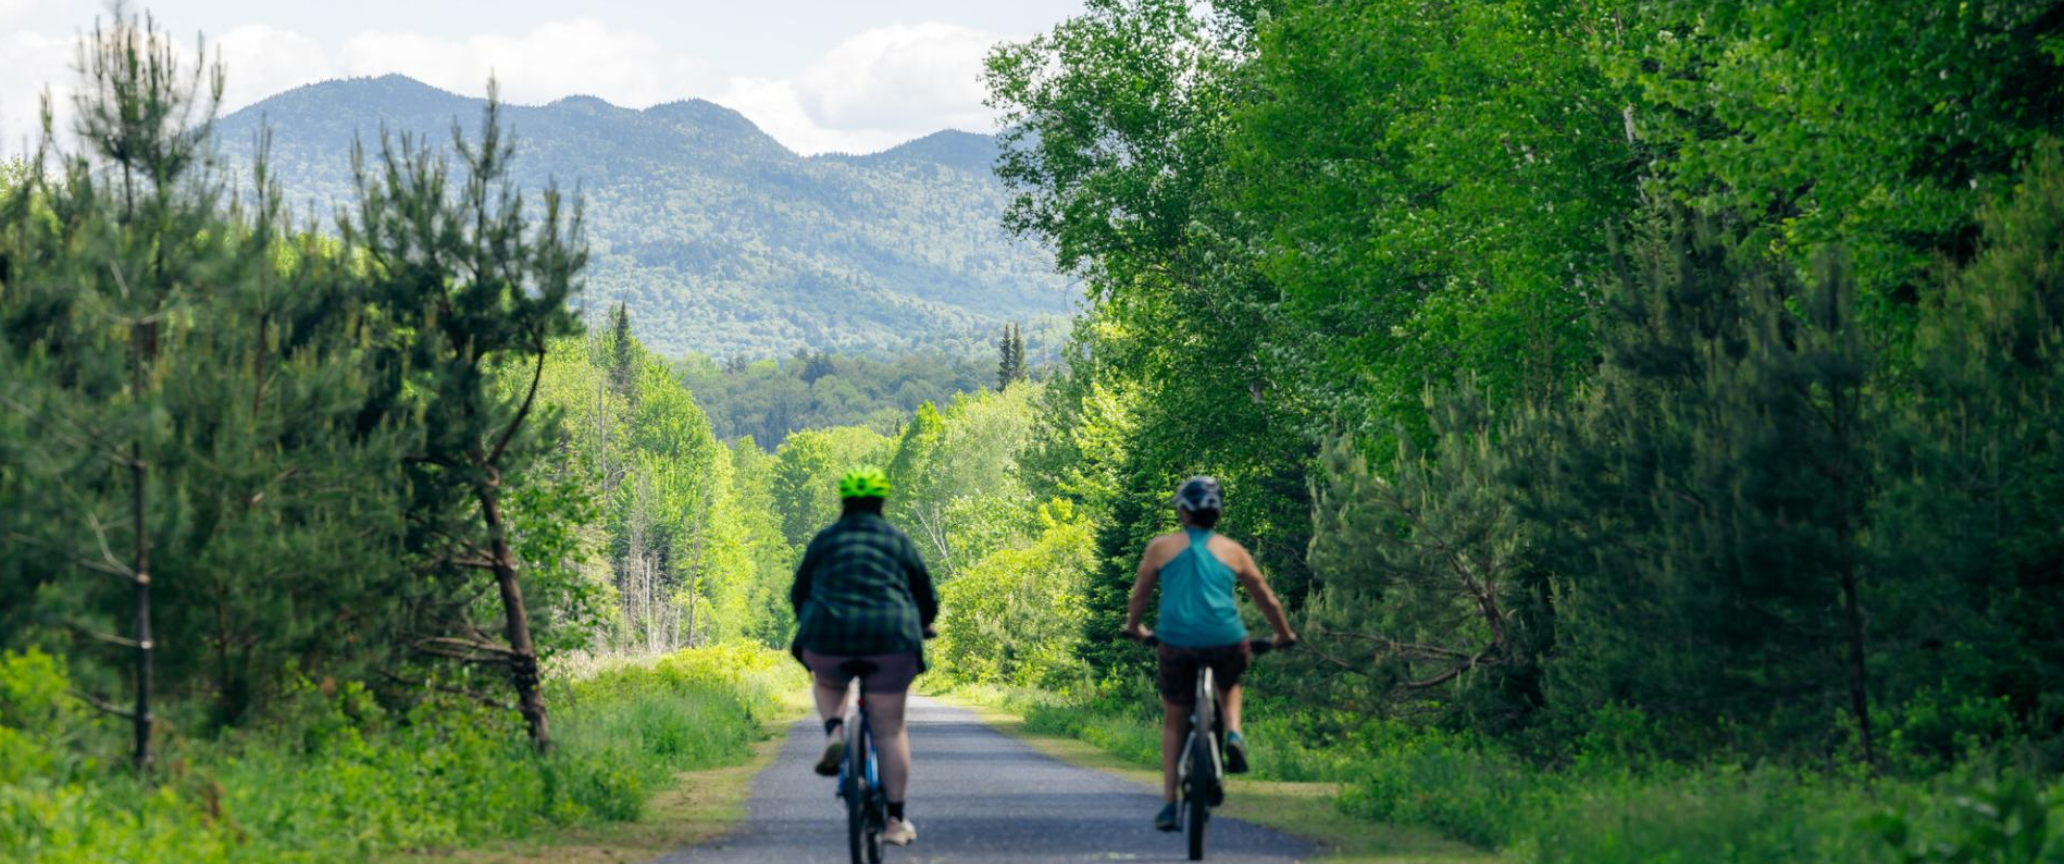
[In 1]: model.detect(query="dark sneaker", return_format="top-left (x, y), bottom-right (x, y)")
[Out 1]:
top-left (1155, 802), bottom-right (1179, 832)
top-left (813, 737), bottom-right (845, 777)
top-left (1225, 731), bottom-right (1250, 775)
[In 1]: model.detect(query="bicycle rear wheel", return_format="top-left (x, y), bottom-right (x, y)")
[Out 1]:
top-left (845, 713), bottom-right (869, 864)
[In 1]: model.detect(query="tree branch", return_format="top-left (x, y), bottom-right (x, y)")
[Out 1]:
top-left (488, 339), bottom-right (546, 467)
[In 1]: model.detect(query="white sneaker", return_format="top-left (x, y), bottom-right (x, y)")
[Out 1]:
top-left (882, 818), bottom-right (918, 846)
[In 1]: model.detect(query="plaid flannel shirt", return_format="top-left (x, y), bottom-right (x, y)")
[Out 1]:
top-left (790, 512), bottom-right (938, 664)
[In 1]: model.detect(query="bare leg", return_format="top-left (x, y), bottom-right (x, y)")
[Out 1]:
top-left (869, 690), bottom-right (912, 803)
top-left (1220, 683), bottom-right (1243, 735)
top-left (1161, 698), bottom-right (1185, 803)
top-left (813, 678), bottom-right (847, 728)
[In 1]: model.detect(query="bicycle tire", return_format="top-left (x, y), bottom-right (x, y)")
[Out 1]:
top-left (866, 783), bottom-right (884, 864)
top-left (845, 707), bottom-right (869, 864)
top-left (1187, 669), bottom-right (1215, 860)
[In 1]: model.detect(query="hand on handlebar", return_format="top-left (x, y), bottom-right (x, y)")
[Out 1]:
top-left (923, 626), bottom-right (938, 640)
top-left (1271, 632), bottom-right (1299, 650)
top-left (1122, 623), bottom-right (1154, 644)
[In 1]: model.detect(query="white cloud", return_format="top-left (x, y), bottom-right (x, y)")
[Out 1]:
top-left (0, 29), bottom-right (73, 154)
top-left (337, 18), bottom-right (710, 109)
top-left (795, 23), bottom-right (998, 133)
top-left (0, 0), bottom-right (66, 29)
top-left (717, 22), bottom-right (1004, 156)
top-left (717, 76), bottom-right (909, 156)
top-left (3, 16), bottom-right (1009, 158)
top-left (214, 25), bottom-right (334, 113)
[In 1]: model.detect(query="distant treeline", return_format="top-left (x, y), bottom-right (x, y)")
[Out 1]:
top-left (674, 330), bottom-right (1058, 446)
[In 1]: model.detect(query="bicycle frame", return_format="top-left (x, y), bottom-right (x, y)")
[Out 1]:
top-left (835, 671), bottom-right (886, 864)
top-left (1176, 666), bottom-right (1225, 809)
top-left (1148, 636), bottom-right (1281, 861)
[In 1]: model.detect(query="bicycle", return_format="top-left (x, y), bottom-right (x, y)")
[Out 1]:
top-left (1142, 635), bottom-right (1283, 861)
top-left (833, 659), bottom-right (887, 864)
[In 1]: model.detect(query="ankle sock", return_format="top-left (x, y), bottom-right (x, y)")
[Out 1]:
top-left (887, 801), bottom-right (905, 821)
top-left (823, 718), bottom-right (843, 736)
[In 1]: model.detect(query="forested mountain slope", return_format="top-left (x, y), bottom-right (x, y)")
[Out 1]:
top-left (215, 75), bottom-right (1070, 359)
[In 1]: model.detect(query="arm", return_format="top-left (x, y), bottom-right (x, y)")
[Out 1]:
top-left (1234, 548), bottom-right (1297, 646)
top-left (789, 539), bottom-right (818, 613)
top-left (1123, 540), bottom-right (1162, 639)
top-left (906, 539), bottom-right (939, 630)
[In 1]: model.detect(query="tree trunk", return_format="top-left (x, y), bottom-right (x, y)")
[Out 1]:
top-left (131, 440), bottom-right (154, 771)
top-left (130, 320), bottom-right (155, 772)
top-left (1840, 557), bottom-right (1873, 767)
top-left (479, 472), bottom-right (549, 751)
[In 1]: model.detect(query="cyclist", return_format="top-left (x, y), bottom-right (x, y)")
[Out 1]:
top-left (1122, 475), bottom-right (1297, 832)
top-left (790, 465), bottom-right (938, 847)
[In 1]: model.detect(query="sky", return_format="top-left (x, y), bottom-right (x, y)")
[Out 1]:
top-left (0, 0), bottom-right (1086, 156)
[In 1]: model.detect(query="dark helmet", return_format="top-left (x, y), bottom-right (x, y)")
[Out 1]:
top-left (1173, 476), bottom-right (1223, 514)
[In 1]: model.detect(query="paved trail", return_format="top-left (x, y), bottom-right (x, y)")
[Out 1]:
top-left (650, 696), bottom-right (1314, 864)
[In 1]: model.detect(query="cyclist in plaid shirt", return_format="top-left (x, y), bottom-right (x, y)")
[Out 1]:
top-left (790, 466), bottom-right (937, 847)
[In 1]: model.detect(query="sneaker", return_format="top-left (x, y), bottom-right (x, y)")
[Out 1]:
top-left (1154, 802), bottom-right (1179, 832)
top-left (882, 818), bottom-right (918, 846)
top-left (1225, 731), bottom-right (1250, 775)
top-left (813, 736), bottom-right (845, 777)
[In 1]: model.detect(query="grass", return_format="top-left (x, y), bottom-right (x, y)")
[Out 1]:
top-left (385, 697), bottom-right (801, 864)
top-left (933, 682), bottom-right (2064, 864)
top-left (0, 645), bottom-right (804, 864)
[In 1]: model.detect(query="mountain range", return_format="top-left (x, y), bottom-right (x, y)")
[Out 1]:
top-left (215, 75), bottom-right (1070, 359)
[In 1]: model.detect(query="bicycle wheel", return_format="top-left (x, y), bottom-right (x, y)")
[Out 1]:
top-left (845, 712), bottom-right (869, 864)
top-left (1187, 671), bottom-right (1215, 861)
top-left (867, 792), bottom-right (884, 864)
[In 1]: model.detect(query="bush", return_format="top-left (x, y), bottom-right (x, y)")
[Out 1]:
top-left (0, 645), bottom-right (798, 864)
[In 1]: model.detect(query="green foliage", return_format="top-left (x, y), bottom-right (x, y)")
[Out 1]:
top-left (0, 645), bottom-right (794, 864)
top-left (1304, 385), bottom-right (1548, 729)
top-left (933, 501), bottom-right (1095, 686)
top-left (679, 349), bottom-right (992, 446)
top-left (769, 425), bottom-right (892, 549)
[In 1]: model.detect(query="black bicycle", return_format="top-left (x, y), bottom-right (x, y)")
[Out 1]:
top-left (834, 659), bottom-right (887, 864)
top-left (1142, 636), bottom-right (1284, 861)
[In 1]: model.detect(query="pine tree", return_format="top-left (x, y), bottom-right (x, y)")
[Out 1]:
top-left (344, 85), bottom-right (585, 750)
top-left (609, 301), bottom-right (636, 399)
top-left (998, 323), bottom-right (1027, 390)
top-left (1533, 212), bottom-right (1878, 762)
top-left (1304, 381), bottom-right (1550, 727)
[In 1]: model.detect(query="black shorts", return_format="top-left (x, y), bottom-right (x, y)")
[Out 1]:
top-left (1156, 641), bottom-right (1250, 706)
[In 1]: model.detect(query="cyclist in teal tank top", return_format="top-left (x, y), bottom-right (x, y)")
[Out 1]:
top-left (1123, 476), bottom-right (1297, 832)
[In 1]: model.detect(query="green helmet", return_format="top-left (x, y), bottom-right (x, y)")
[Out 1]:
top-left (838, 465), bottom-right (892, 500)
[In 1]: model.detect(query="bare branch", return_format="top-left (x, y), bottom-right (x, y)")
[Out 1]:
top-left (487, 340), bottom-right (546, 468)
top-left (70, 689), bottom-right (139, 720)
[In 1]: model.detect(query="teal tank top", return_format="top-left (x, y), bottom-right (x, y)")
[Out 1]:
top-left (1157, 528), bottom-right (1248, 648)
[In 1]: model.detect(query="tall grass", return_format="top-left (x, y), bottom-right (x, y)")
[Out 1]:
top-left (954, 680), bottom-right (2064, 863)
top-left (0, 645), bottom-right (800, 864)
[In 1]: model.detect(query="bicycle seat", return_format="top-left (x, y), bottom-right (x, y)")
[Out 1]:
top-left (838, 660), bottom-right (880, 677)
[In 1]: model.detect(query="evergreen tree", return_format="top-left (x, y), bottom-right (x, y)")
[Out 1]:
top-left (1304, 382), bottom-right (1550, 727)
top-left (1532, 213), bottom-right (1878, 761)
top-left (0, 11), bottom-right (426, 755)
top-left (342, 85), bottom-right (585, 750)
top-left (1872, 143), bottom-right (2064, 758)
top-left (997, 323), bottom-right (1027, 390)
top-left (609, 301), bottom-right (636, 400)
